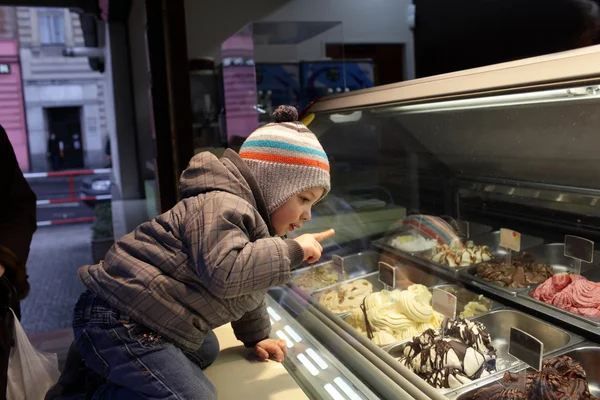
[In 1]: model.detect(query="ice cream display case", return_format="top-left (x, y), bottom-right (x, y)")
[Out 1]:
top-left (263, 46), bottom-right (600, 399)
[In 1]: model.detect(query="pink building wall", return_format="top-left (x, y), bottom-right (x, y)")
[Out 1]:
top-left (221, 29), bottom-right (259, 143)
top-left (0, 39), bottom-right (28, 171)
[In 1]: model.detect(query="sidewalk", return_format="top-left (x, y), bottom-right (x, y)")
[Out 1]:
top-left (20, 223), bottom-right (91, 334)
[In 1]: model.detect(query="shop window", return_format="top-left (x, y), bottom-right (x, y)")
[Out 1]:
top-left (38, 8), bottom-right (65, 45)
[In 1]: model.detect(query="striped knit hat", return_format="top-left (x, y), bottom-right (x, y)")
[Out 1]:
top-left (240, 105), bottom-right (330, 214)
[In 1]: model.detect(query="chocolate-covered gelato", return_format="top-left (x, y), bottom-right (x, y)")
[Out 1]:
top-left (471, 355), bottom-right (597, 399)
top-left (474, 254), bottom-right (553, 288)
top-left (396, 318), bottom-right (497, 389)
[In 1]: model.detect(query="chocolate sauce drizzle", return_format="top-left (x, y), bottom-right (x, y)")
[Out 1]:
top-left (397, 318), bottom-right (497, 389)
top-left (360, 296), bottom-right (375, 340)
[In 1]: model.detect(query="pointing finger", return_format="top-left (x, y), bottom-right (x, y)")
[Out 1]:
top-left (313, 229), bottom-right (335, 242)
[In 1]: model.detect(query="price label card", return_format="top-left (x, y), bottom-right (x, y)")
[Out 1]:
top-left (432, 288), bottom-right (457, 320)
top-left (378, 262), bottom-right (396, 289)
top-left (500, 228), bottom-right (521, 252)
top-left (509, 328), bottom-right (544, 371)
top-left (564, 235), bottom-right (594, 264)
top-left (455, 220), bottom-right (470, 239)
top-left (332, 254), bottom-right (345, 277)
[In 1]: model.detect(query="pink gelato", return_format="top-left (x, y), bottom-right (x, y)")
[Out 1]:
top-left (532, 274), bottom-right (600, 318)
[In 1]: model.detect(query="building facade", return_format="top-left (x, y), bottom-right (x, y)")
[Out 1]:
top-left (17, 6), bottom-right (109, 171)
top-left (0, 7), bottom-right (28, 171)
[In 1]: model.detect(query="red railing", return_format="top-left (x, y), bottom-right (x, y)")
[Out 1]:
top-left (24, 168), bottom-right (112, 226)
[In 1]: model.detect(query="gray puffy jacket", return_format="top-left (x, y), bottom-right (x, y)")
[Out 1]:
top-left (79, 149), bottom-right (304, 351)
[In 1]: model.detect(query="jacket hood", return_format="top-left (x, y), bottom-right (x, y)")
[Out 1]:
top-left (179, 151), bottom-right (255, 205)
top-left (179, 150), bottom-right (274, 236)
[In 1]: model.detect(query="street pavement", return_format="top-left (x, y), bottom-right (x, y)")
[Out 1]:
top-left (28, 177), bottom-right (94, 223)
top-left (20, 223), bottom-right (92, 333)
top-left (37, 202), bottom-right (93, 223)
top-left (29, 176), bottom-right (86, 199)
top-left (18, 175), bottom-right (110, 333)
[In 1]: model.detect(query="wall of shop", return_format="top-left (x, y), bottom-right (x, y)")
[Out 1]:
top-left (253, 0), bottom-right (415, 80)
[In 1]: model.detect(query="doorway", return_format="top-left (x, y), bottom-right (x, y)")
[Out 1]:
top-left (46, 107), bottom-right (84, 170)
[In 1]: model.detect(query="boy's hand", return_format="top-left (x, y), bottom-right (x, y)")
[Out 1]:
top-left (254, 338), bottom-right (287, 362)
top-left (294, 229), bottom-right (335, 264)
top-left (0, 263), bottom-right (4, 278)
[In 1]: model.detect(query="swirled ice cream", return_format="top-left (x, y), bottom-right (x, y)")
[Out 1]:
top-left (345, 286), bottom-right (444, 345)
top-left (396, 284), bottom-right (435, 322)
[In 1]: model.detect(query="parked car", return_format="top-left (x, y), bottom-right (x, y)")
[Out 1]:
top-left (80, 174), bottom-right (111, 207)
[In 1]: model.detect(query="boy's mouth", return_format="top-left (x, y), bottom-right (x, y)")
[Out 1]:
top-left (289, 224), bottom-right (301, 232)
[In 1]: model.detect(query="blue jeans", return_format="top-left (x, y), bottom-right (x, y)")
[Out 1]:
top-left (72, 291), bottom-right (219, 399)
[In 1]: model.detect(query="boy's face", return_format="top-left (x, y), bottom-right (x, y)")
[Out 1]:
top-left (270, 187), bottom-right (325, 236)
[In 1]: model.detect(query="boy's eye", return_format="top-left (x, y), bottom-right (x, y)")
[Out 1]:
top-left (300, 196), bottom-right (310, 204)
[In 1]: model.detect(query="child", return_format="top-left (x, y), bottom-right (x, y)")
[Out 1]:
top-left (52, 105), bottom-right (333, 399)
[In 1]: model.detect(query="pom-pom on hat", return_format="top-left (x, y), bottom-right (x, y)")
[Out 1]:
top-left (239, 105), bottom-right (330, 214)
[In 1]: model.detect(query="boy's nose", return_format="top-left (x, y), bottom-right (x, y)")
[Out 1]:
top-left (301, 209), bottom-right (311, 221)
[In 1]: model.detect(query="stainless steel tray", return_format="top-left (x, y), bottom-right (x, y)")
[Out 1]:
top-left (385, 333), bottom-right (469, 396)
top-left (310, 255), bottom-right (450, 316)
top-left (557, 345), bottom-right (600, 397)
top-left (340, 284), bottom-right (501, 349)
top-left (451, 343), bottom-right (600, 399)
top-left (451, 231), bottom-right (544, 281)
top-left (518, 262), bottom-right (600, 327)
top-left (460, 263), bottom-right (532, 295)
top-left (374, 236), bottom-right (468, 275)
top-left (459, 244), bottom-right (570, 295)
top-left (333, 250), bottom-right (380, 277)
top-left (519, 293), bottom-right (600, 328)
top-left (375, 228), bottom-right (525, 273)
top-left (384, 328), bottom-right (515, 396)
top-left (428, 239), bottom-right (505, 274)
top-left (526, 243), bottom-right (598, 274)
top-left (384, 309), bottom-right (580, 395)
top-left (428, 284), bottom-right (501, 318)
top-left (310, 272), bottom-right (383, 316)
top-left (428, 227), bottom-right (522, 272)
top-left (469, 309), bottom-right (582, 362)
top-left (424, 231), bottom-right (542, 275)
top-left (290, 251), bottom-right (379, 294)
top-left (289, 260), bottom-right (345, 293)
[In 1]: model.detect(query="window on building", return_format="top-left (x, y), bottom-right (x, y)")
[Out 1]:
top-left (38, 8), bottom-right (65, 45)
top-left (0, 7), bottom-right (15, 38)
